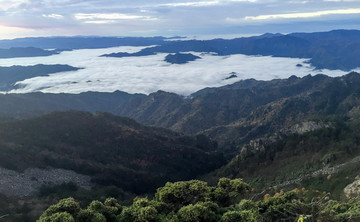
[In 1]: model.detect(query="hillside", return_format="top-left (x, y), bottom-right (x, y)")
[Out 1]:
top-left (115, 74), bottom-right (332, 136)
top-left (200, 72), bottom-right (360, 154)
top-left (205, 116), bottom-right (360, 199)
top-left (0, 91), bottom-right (145, 118)
top-left (0, 111), bottom-right (224, 194)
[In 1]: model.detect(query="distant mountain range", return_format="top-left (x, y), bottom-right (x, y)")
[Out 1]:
top-left (0, 47), bottom-right (59, 58)
top-left (1, 30), bottom-right (359, 71)
top-left (103, 30), bottom-right (360, 71)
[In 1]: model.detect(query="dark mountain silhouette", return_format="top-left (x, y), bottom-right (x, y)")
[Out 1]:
top-left (164, 52), bottom-right (200, 64)
top-left (0, 47), bottom-right (59, 58)
top-left (0, 64), bottom-right (80, 91)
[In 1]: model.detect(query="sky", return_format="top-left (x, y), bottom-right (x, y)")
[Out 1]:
top-left (0, 0), bottom-right (360, 39)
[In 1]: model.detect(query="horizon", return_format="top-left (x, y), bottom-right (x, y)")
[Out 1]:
top-left (0, 28), bottom-right (359, 41)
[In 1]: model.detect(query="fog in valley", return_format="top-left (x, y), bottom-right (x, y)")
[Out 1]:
top-left (0, 46), bottom-right (356, 95)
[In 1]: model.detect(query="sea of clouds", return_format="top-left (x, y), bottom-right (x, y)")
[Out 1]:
top-left (0, 46), bottom-right (356, 96)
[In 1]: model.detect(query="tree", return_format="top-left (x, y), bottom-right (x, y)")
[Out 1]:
top-left (38, 212), bottom-right (75, 222)
top-left (155, 180), bottom-right (211, 210)
top-left (177, 202), bottom-right (220, 222)
top-left (155, 178), bottom-right (251, 209)
top-left (76, 209), bottom-right (106, 222)
top-left (38, 198), bottom-right (80, 221)
top-left (221, 210), bottom-right (258, 222)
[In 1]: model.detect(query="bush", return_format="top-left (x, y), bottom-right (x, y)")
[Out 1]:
top-left (221, 210), bottom-right (258, 222)
top-left (38, 198), bottom-right (80, 221)
top-left (38, 212), bottom-right (75, 222)
top-left (177, 202), bottom-right (220, 222)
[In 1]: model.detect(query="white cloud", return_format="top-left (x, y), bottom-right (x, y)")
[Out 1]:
top-left (75, 13), bottom-right (143, 20)
top-left (0, 47), bottom-right (354, 95)
top-left (83, 20), bottom-right (116, 24)
top-left (42, 14), bottom-right (64, 19)
top-left (161, 1), bottom-right (221, 7)
top-left (244, 8), bottom-right (360, 20)
top-left (74, 13), bottom-right (157, 24)
top-left (160, 0), bottom-right (256, 7)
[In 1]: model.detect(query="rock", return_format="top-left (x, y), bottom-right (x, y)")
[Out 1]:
top-left (240, 138), bottom-right (271, 157)
top-left (281, 121), bottom-right (332, 135)
top-left (344, 177), bottom-right (360, 199)
top-left (0, 167), bottom-right (92, 198)
top-left (240, 121), bottom-right (331, 159)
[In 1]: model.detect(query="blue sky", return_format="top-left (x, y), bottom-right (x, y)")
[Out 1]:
top-left (0, 0), bottom-right (360, 39)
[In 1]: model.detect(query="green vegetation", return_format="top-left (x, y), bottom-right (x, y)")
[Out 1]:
top-left (37, 178), bottom-right (360, 221)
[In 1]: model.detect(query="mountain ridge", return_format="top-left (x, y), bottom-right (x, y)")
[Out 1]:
top-left (103, 30), bottom-right (360, 70)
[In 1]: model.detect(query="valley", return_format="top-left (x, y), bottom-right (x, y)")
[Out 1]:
top-left (1, 71), bottom-right (360, 220)
top-left (0, 30), bottom-right (360, 221)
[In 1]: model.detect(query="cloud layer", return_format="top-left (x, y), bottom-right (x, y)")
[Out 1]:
top-left (0, 47), bottom-right (356, 95)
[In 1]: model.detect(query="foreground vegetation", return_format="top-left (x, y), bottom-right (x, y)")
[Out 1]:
top-left (37, 178), bottom-right (360, 222)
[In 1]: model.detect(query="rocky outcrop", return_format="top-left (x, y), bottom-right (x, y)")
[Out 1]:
top-left (240, 121), bottom-right (331, 156)
top-left (281, 121), bottom-right (332, 135)
top-left (344, 176), bottom-right (360, 199)
top-left (0, 168), bottom-right (92, 198)
top-left (240, 135), bottom-right (279, 157)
